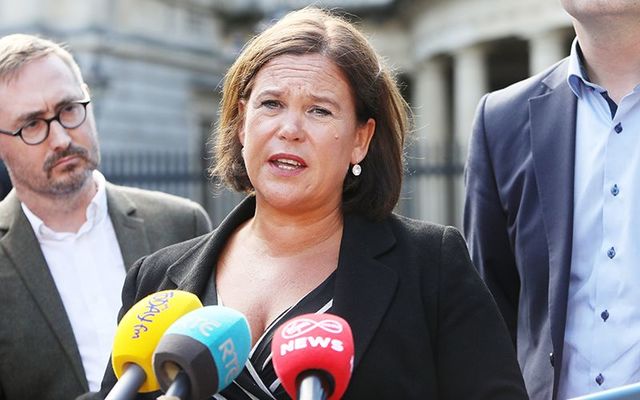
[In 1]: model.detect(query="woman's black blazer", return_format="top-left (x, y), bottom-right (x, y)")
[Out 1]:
top-left (99, 196), bottom-right (528, 399)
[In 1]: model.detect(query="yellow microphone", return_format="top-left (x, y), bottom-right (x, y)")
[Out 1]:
top-left (106, 290), bottom-right (202, 400)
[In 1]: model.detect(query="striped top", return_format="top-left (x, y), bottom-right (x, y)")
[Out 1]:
top-left (203, 272), bottom-right (336, 400)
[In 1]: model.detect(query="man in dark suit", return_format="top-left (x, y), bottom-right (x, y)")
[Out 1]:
top-left (464, 1), bottom-right (640, 399)
top-left (0, 34), bottom-right (212, 400)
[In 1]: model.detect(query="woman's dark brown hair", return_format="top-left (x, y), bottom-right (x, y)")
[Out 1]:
top-left (211, 7), bottom-right (410, 220)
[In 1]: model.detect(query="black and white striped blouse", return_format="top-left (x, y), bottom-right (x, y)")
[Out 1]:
top-left (203, 272), bottom-right (336, 400)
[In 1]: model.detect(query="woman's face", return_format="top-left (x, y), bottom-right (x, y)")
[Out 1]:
top-left (239, 53), bottom-right (375, 215)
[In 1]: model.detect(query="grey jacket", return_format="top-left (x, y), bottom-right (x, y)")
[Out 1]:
top-left (0, 182), bottom-right (211, 400)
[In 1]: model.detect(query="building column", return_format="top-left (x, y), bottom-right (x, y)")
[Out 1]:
top-left (411, 56), bottom-right (450, 225)
top-left (529, 28), bottom-right (569, 75)
top-left (452, 43), bottom-right (489, 228)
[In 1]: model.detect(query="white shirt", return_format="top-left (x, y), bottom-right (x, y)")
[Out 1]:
top-left (22, 170), bottom-right (126, 392)
top-left (558, 40), bottom-right (640, 399)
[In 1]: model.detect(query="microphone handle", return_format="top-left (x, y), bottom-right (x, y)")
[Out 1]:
top-left (105, 363), bottom-right (146, 400)
top-left (163, 370), bottom-right (191, 400)
top-left (297, 372), bottom-right (328, 400)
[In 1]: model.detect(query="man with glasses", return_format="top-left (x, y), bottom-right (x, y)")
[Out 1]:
top-left (0, 34), bottom-right (212, 400)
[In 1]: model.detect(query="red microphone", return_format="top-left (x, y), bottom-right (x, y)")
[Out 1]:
top-left (271, 313), bottom-right (354, 400)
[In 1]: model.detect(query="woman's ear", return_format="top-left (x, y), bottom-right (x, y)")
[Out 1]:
top-left (351, 118), bottom-right (375, 164)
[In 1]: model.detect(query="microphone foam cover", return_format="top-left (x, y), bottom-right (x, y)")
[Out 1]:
top-left (271, 313), bottom-right (354, 400)
top-left (111, 290), bottom-right (203, 392)
top-left (153, 305), bottom-right (252, 399)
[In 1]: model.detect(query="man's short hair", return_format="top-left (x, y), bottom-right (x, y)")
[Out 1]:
top-left (0, 33), bottom-right (84, 84)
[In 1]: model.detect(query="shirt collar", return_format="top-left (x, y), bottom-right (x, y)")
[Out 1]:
top-left (567, 38), bottom-right (607, 98)
top-left (22, 170), bottom-right (109, 240)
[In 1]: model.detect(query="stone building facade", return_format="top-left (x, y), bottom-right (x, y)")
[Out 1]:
top-left (0, 0), bottom-right (574, 226)
top-left (367, 0), bottom-right (573, 226)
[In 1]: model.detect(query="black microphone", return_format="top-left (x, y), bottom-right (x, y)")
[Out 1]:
top-left (153, 305), bottom-right (252, 400)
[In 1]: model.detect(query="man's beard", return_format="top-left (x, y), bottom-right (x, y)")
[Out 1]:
top-left (42, 143), bottom-right (100, 195)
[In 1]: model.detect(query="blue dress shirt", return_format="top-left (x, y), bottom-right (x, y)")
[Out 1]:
top-left (558, 39), bottom-right (640, 399)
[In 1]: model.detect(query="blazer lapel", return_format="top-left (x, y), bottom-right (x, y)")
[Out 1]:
top-left (167, 196), bottom-right (258, 297)
top-left (105, 184), bottom-right (151, 269)
top-left (529, 61), bottom-right (576, 390)
top-left (331, 214), bottom-right (398, 368)
top-left (0, 193), bottom-right (87, 389)
top-left (161, 197), bottom-right (399, 370)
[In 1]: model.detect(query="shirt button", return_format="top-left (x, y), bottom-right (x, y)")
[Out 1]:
top-left (549, 353), bottom-right (555, 367)
top-left (601, 310), bottom-right (609, 321)
top-left (614, 123), bottom-right (623, 133)
top-left (596, 373), bottom-right (605, 385)
top-left (611, 184), bottom-right (619, 196)
top-left (607, 247), bottom-right (616, 259)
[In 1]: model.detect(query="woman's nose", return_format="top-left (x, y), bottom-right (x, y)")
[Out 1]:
top-left (277, 111), bottom-right (305, 141)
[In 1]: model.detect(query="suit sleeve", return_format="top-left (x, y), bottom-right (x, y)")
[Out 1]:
top-left (463, 93), bottom-right (520, 344)
top-left (436, 226), bottom-right (528, 399)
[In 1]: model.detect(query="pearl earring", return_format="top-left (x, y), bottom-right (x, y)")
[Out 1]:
top-left (352, 163), bottom-right (362, 176)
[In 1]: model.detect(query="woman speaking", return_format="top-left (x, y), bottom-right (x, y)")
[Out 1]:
top-left (99, 7), bottom-right (527, 399)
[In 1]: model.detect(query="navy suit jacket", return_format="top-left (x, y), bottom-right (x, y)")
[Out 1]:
top-left (464, 58), bottom-right (577, 400)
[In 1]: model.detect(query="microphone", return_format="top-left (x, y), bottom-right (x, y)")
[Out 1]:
top-left (152, 305), bottom-right (252, 400)
top-left (568, 382), bottom-right (640, 399)
top-left (271, 313), bottom-right (354, 400)
top-left (106, 290), bottom-right (203, 400)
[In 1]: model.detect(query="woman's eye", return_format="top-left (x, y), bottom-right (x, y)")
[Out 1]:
top-left (311, 107), bottom-right (331, 116)
top-left (261, 100), bottom-right (280, 109)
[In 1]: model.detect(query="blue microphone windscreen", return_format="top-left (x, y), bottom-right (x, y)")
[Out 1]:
top-left (154, 305), bottom-right (252, 397)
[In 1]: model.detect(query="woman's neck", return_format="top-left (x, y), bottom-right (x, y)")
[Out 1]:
top-left (243, 199), bottom-right (344, 259)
